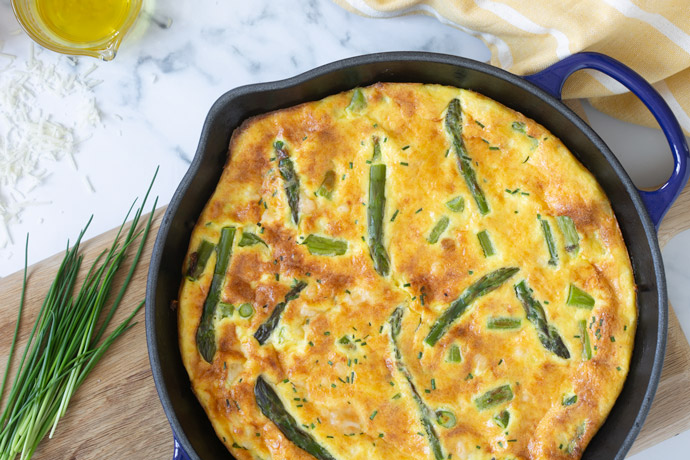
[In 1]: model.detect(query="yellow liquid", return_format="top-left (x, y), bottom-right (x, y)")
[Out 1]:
top-left (36, 0), bottom-right (133, 44)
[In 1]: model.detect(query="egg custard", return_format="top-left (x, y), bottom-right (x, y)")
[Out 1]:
top-left (177, 83), bottom-right (636, 460)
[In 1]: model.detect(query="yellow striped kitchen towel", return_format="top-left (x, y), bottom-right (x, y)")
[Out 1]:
top-left (334, 0), bottom-right (690, 135)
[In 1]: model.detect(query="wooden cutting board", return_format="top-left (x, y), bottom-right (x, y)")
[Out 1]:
top-left (1, 183), bottom-right (689, 459)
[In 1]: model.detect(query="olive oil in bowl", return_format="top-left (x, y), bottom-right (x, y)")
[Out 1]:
top-left (36, 0), bottom-right (134, 43)
top-left (12, 0), bottom-right (142, 60)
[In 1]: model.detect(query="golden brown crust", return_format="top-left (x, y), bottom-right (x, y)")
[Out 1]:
top-left (177, 83), bottom-right (636, 460)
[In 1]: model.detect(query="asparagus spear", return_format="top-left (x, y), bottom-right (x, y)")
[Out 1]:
top-left (254, 281), bottom-right (308, 345)
top-left (274, 140), bottom-right (301, 225)
top-left (425, 267), bottom-right (520, 346)
top-left (186, 239), bottom-right (215, 280)
top-left (347, 88), bottom-right (367, 112)
top-left (447, 344), bottom-right (462, 363)
top-left (255, 376), bottom-right (336, 460)
top-left (445, 99), bottom-right (490, 215)
top-left (556, 215), bottom-right (580, 253)
top-left (368, 163), bottom-right (391, 276)
top-left (445, 196), bottom-right (465, 212)
top-left (477, 230), bottom-right (495, 257)
top-left (579, 319), bottom-right (592, 360)
top-left (566, 284), bottom-right (595, 309)
top-left (435, 410), bottom-right (456, 428)
top-left (487, 317), bottom-right (522, 330)
top-left (196, 226), bottom-right (236, 362)
top-left (475, 384), bottom-right (513, 411)
top-left (389, 307), bottom-right (445, 460)
top-left (539, 216), bottom-right (559, 266)
top-left (514, 280), bottom-right (570, 359)
top-left (238, 231), bottom-right (267, 248)
top-left (372, 135), bottom-right (382, 161)
top-left (316, 170), bottom-right (336, 199)
top-left (427, 216), bottom-right (449, 244)
top-left (302, 234), bottom-right (348, 256)
top-left (494, 409), bottom-right (510, 428)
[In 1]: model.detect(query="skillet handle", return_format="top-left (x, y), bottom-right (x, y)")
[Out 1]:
top-left (524, 52), bottom-right (690, 229)
top-left (173, 435), bottom-right (192, 460)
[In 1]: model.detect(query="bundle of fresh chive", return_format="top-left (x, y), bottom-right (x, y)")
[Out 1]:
top-left (0, 173), bottom-right (157, 460)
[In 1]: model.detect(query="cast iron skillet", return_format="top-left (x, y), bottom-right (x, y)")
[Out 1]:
top-left (146, 52), bottom-right (690, 460)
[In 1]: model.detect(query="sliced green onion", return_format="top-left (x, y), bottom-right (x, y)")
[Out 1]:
top-left (302, 234), bottom-right (348, 256)
top-left (487, 317), bottom-right (522, 330)
top-left (556, 216), bottom-right (579, 253)
top-left (445, 196), bottom-right (465, 213)
top-left (316, 170), bottom-right (337, 199)
top-left (494, 409), bottom-right (510, 428)
top-left (474, 385), bottom-right (513, 411)
top-left (477, 230), bottom-right (495, 257)
top-left (436, 410), bottom-right (456, 428)
top-left (238, 231), bottom-right (267, 248)
top-left (238, 303), bottom-right (255, 318)
top-left (428, 216), bottom-right (450, 244)
top-left (566, 284), bottom-right (595, 309)
top-left (186, 239), bottom-right (215, 280)
top-left (447, 344), bottom-right (462, 363)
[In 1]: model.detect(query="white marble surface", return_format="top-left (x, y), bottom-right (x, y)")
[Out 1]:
top-left (0, 0), bottom-right (688, 457)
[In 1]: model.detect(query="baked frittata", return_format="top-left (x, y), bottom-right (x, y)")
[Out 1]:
top-left (177, 83), bottom-right (636, 460)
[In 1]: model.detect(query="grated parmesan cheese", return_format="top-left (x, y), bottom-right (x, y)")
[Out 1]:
top-left (0, 44), bottom-right (102, 248)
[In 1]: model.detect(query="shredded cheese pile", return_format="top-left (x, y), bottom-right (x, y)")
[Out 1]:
top-left (0, 43), bottom-right (101, 248)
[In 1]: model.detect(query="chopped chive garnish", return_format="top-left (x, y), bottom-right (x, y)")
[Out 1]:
top-left (370, 410), bottom-right (378, 420)
top-left (402, 145), bottom-right (410, 151)
top-left (400, 161), bottom-right (409, 166)
top-left (475, 120), bottom-right (485, 128)
top-left (390, 209), bottom-right (400, 222)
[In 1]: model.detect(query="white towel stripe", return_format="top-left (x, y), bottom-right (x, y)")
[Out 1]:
top-left (602, 0), bottom-right (690, 56)
top-left (342, 0), bottom-right (514, 67)
top-left (474, 0), bottom-right (571, 59)
top-left (655, 80), bottom-right (690, 134)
